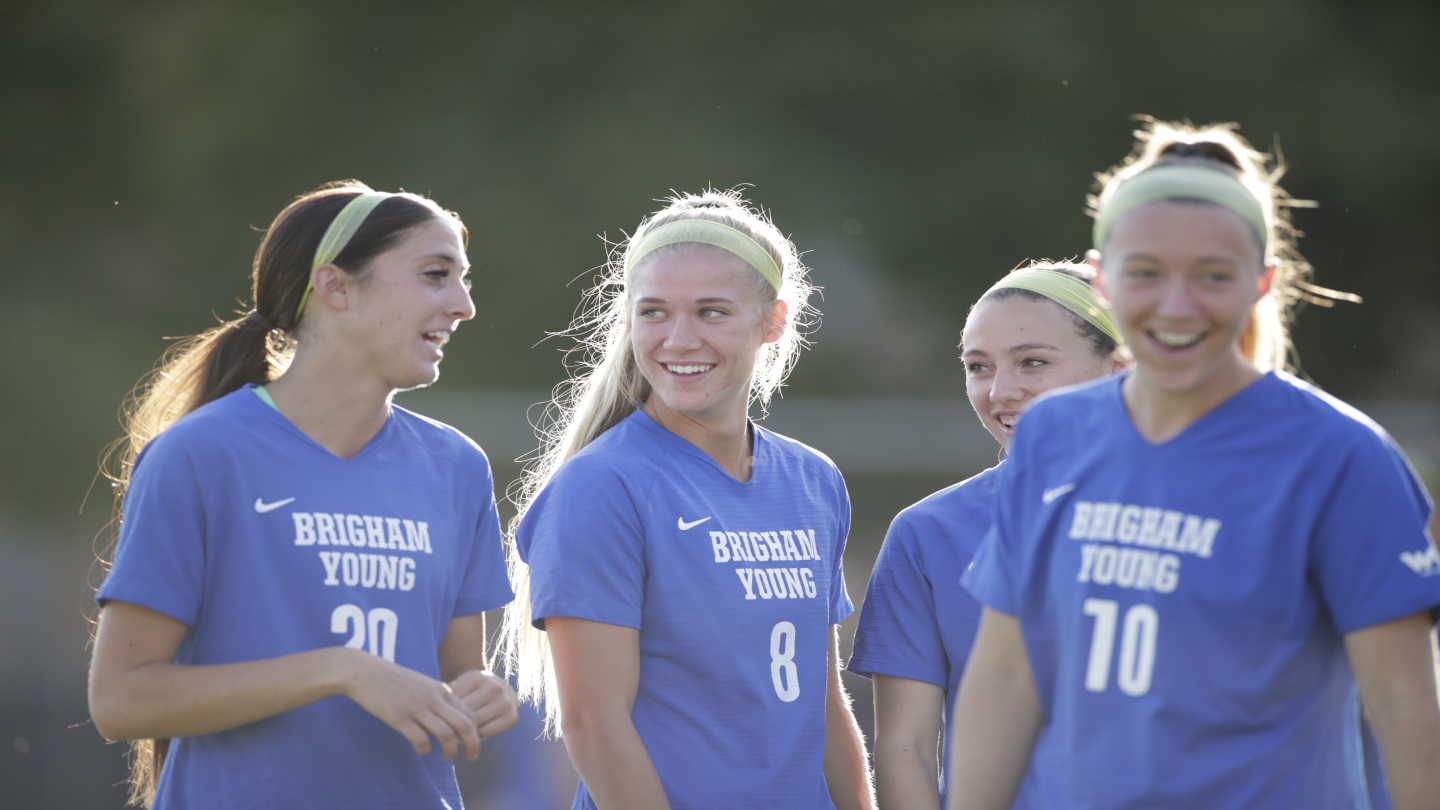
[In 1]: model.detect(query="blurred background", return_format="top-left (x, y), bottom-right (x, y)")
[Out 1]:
top-left (3, 0), bottom-right (1439, 806)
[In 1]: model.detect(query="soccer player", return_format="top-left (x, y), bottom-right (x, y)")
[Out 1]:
top-left (497, 190), bottom-right (874, 810)
top-left (948, 120), bottom-right (1440, 809)
top-left (849, 261), bottom-right (1126, 809)
top-left (89, 182), bottom-right (520, 809)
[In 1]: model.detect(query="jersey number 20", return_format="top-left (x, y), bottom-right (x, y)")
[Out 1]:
top-left (770, 621), bottom-right (800, 702)
top-left (332, 604), bottom-right (399, 662)
top-left (1081, 599), bottom-right (1157, 696)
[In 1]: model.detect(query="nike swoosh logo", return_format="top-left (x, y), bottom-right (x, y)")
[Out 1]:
top-left (1041, 483), bottom-right (1076, 505)
top-left (677, 516), bottom-right (712, 531)
top-left (255, 497), bottom-right (296, 513)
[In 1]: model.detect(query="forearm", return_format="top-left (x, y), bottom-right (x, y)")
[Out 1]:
top-left (561, 713), bottom-right (671, 810)
top-left (91, 646), bottom-right (358, 741)
top-left (874, 735), bottom-right (941, 810)
top-left (946, 610), bottom-right (1042, 810)
top-left (825, 676), bottom-right (876, 810)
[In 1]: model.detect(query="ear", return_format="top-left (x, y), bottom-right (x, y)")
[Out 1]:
top-left (1085, 249), bottom-right (1110, 300)
top-left (309, 264), bottom-right (354, 313)
top-left (761, 300), bottom-right (788, 345)
top-left (1257, 262), bottom-right (1279, 296)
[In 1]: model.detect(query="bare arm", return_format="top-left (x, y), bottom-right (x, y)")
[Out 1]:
top-left (89, 600), bottom-right (483, 760)
top-left (945, 608), bottom-right (1042, 810)
top-left (1345, 612), bottom-right (1440, 810)
top-left (873, 674), bottom-right (944, 810)
top-left (825, 625), bottom-right (877, 810)
top-left (437, 613), bottom-right (520, 740)
top-left (547, 617), bottom-right (671, 810)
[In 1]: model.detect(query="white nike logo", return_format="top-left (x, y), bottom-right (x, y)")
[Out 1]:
top-left (677, 516), bottom-right (712, 531)
top-left (255, 497), bottom-right (296, 513)
top-left (1041, 483), bottom-right (1076, 505)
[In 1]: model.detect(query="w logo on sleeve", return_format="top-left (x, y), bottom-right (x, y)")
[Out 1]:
top-left (1399, 546), bottom-right (1440, 577)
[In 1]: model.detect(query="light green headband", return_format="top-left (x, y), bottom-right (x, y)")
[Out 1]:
top-left (986, 269), bottom-right (1123, 345)
top-left (624, 219), bottom-right (783, 292)
top-left (294, 191), bottom-right (393, 322)
top-left (1092, 164), bottom-right (1270, 254)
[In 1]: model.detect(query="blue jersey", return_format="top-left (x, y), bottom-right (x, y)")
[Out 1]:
top-left (964, 372), bottom-right (1440, 809)
top-left (518, 408), bottom-right (853, 810)
top-left (98, 387), bottom-right (514, 810)
top-left (848, 465), bottom-right (998, 798)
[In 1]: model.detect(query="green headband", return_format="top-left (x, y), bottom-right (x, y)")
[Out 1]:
top-left (294, 191), bottom-right (393, 322)
top-left (1092, 164), bottom-right (1269, 254)
top-left (986, 269), bottom-right (1123, 345)
top-left (624, 219), bottom-right (783, 292)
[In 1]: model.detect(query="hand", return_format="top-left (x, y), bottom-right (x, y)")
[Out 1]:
top-left (337, 648), bottom-right (482, 761)
top-left (449, 669), bottom-right (521, 739)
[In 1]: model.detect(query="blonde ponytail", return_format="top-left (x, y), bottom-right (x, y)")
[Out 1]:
top-left (495, 190), bottom-right (816, 734)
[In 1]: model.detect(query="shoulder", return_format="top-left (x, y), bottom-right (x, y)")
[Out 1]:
top-left (389, 405), bottom-right (494, 471)
top-left (136, 388), bottom-right (258, 469)
top-left (755, 424), bottom-right (844, 482)
top-left (548, 416), bottom-right (669, 494)
top-left (1024, 374), bottom-right (1117, 426)
top-left (889, 465), bottom-right (1002, 544)
top-left (1264, 373), bottom-right (1402, 454)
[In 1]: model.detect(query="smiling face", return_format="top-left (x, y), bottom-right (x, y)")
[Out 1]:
top-left (338, 217), bottom-right (475, 391)
top-left (962, 295), bottom-right (1122, 449)
top-left (628, 246), bottom-right (784, 427)
top-left (1095, 199), bottom-right (1273, 396)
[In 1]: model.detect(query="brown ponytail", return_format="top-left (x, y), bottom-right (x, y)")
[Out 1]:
top-left (98, 180), bottom-right (460, 807)
top-left (1090, 118), bottom-right (1359, 373)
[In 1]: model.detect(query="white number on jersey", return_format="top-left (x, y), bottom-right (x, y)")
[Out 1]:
top-left (1081, 599), bottom-right (1157, 696)
top-left (331, 604), bottom-right (399, 662)
top-left (770, 621), bottom-right (800, 702)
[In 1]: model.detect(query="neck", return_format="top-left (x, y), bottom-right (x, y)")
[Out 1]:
top-left (265, 338), bottom-right (395, 459)
top-left (643, 394), bottom-right (754, 482)
top-left (1122, 349), bottom-right (1263, 444)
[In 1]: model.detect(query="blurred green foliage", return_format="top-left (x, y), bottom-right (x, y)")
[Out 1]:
top-left (2, 0), bottom-right (1438, 526)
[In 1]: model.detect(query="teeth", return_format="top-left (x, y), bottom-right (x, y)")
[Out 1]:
top-left (998, 415), bottom-right (1017, 427)
top-left (1152, 330), bottom-right (1203, 348)
top-left (423, 331), bottom-right (451, 346)
top-left (666, 364), bottom-right (714, 375)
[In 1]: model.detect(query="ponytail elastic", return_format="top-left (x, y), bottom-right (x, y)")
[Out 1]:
top-left (294, 191), bottom-right (392, 322)
top-left (985, 269), bottom-right (1122, 345)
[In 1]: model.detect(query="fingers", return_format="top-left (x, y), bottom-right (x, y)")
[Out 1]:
top-left (448, 671), bottom-right (521, 739)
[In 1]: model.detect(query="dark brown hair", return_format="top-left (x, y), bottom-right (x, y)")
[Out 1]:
top-left (99, 180), bottom-right (462, 807)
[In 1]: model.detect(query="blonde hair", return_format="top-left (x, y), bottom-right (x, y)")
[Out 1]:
top-left (494, 189), bottom-right (817, 733)
top-left (1089, 117), bottom-right (1358, 372)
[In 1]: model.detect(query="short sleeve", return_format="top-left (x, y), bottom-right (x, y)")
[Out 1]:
top-left (452, 458), bottom-right (515, 617)
top-left (828, 469), bottom-right (854, 624)
top-left (962, 450), bottom-right (1030, 617)
top-left (518, 454), bottom-right (648, 630)
top-left (1310, 433), bottom-right (1440, 635)
top-left (97, 437), bottom-right (208, 627)
top-left (849, 517), bottom-right (946, 687)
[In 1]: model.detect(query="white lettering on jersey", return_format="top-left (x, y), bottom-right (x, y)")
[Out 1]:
top-left (290, 512), bottom-right (433, 554)
top-left (1400, 546), bottom-right (1440, 576)
top-left (732, 568), bottom-right (819, 600)
top-left (318, 551), bottom-right (416, 591)
top-left (1077, 544), bottom-right (1180, 594)
top-left (1069, 501), bottom-right (1220, 558)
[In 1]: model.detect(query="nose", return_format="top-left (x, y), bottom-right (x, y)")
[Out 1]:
top-left (449, 277), bottom-right (476, 322)
top-left (1154, 274), bottom-right (1200, 320)
top-left (662, 311), bottom-right (703, 352)
top-left (990, 364), bottom-right (1027, 406)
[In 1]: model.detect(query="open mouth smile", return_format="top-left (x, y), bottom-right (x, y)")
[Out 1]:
top-left (665, 363), bottom-right (715, 375)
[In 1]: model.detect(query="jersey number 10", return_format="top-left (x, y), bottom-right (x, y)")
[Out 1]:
top-left (332, 604), bottom-right (399, 662)
top-left (1081, 599), bottom-right (1157, 696)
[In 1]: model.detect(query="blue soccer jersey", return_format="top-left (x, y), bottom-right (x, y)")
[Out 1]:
top-left (99, 387), bottom-right (514, 810)
top-left (848, 465), bottom-right (998, 798)
top-left (964, 372), bottom-right (1440, 809)
top-left (518, 408), bottom-right (853, 810)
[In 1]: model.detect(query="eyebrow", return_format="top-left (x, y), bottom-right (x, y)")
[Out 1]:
top-left (1121, 252), bottom-right (1241, 267)
top-left (961, 342), bottom-right (1061, 358)
top-left (635, 296), bottom-right (739, 304)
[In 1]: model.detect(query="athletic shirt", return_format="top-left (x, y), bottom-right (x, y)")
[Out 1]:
top-left (847, 465), bottom-right (998, 800)
top-left (964, 372), bottom-right (1440, 809)
top-left (518, 408), bottom-right (853, 810)
top-left (98, 386), bottom-right (514, 810)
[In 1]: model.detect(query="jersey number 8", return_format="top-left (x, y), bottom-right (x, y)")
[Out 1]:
top-left (770, 621), bottom-right (800, 702)
top-left (1081, 599), bottom-right (1157, 696)
top-left (332, 604), bottom-right (399, 662)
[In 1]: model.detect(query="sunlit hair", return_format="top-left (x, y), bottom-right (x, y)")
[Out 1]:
top-left (96, 181), bottom-right (461, 807)
top-left (973, 260), bottom-right (1122, 360)
top-left (495, 189), bottom-right (817, 734)
top-left (1089, 117), bottom-right (1357, 372)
